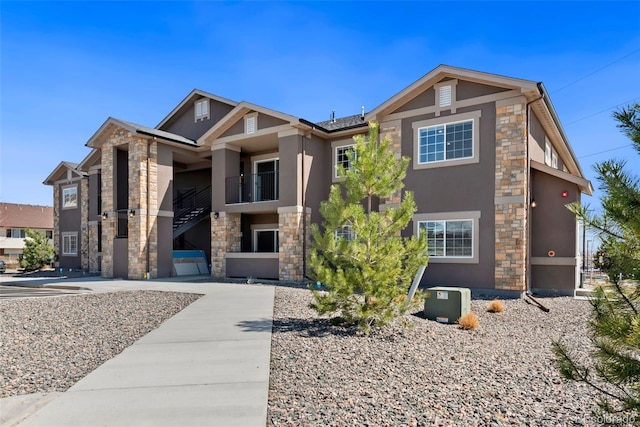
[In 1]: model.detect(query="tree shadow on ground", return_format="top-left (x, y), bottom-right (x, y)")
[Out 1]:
top-left (237, 317), bottom-right (358, 338)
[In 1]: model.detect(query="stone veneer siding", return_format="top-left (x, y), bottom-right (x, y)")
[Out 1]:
top-left (494, 100), bottom-right (528, 292)
top-left (100, 127), bottom-right (158, 279)
top-left (88, 221), bottom-right (100, 272)
top-left (278, 206), bottom-right (311, 281)
top-left (53, 185), bottom-right (60, 262)
top-left (80, 178), bottom-right (89, 270)
top-left (211, 212), bottom-right (241, 277)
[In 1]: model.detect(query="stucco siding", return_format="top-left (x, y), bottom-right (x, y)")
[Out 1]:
top-left (161, 99), bottom-right (234, 141)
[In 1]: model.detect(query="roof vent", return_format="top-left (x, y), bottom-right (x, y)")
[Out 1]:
top-left (331, 110), bottom-right (336, 123)
top-left (361, 106), bottom-right (365, 121)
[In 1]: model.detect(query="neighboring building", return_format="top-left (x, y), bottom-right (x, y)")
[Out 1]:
top-left (0, 203), bottom-right (54, 269)
top-left (44, 65), bottom-right (592, 296)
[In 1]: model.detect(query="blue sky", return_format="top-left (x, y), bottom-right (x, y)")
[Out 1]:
top-left (1, 1), bottom-right (639, 213)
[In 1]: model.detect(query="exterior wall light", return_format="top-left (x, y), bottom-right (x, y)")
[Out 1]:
top-left (129, 209), bottom-right (136, 218)
top-left (102, 212), bottom-right (108, 219)
top-left (213, 212), bottom-right (220, 219)
top-left (530, 198), bottom-right (537, 208)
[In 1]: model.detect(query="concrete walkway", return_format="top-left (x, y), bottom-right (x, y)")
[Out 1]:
top-left (2, 277), bottom-right (275, 427)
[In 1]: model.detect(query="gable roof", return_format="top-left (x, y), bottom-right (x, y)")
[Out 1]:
top-left (43, 161), bottom-right (86, 185)
top-left (77, 148), bottom-right (101, 172)
top-left (366, 64), bottom-right (539, 120)
top-left (198, 101), bottom-right (300, 144)
top-left (0, 203), bottom-right (54, 229)
top-left (86, 117), bottom-right (197, 149)
top-left (156, 89), bottom-right (238, 130)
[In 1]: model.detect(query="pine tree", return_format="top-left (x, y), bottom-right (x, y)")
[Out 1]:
top-left (20, 229), bottom-right (55, 271)
top-left (553, 104), bottom-right (640, 422)
top-left (309, 121), bottom-right (428, 333)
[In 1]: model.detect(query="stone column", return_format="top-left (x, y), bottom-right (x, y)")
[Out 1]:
top-left (80, 178), bottom-right (89, 271)
top-left (211, 212), bottom-right (241, 277)
top-left (494, 99), bottom-right (528, 292)
top-left (278, 206), bottom-right (311, 281)
top-left (101, 142), bottom-right (114, 278)
top-left (88, 221), bottom-right (100, 272)
top-left (127, 138), bottom-right (152, 280)
top-left (53, 185), bottom-right (60, 264)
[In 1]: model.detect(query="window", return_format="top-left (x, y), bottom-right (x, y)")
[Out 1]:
top-left (418, 120), bottom-right (473, 164)
top-left (6, 229), bottom-right (26, 238)
top-left (413, 111), bottom-right (481, 170)
top-left (419, 219), bottom-right (473, 258)
top-left (62, 233), bottom-right (78, 256)
top-left (335, 224), bottom-right (355, 242)
top-left (254, 229), bottom-right (279, 252)
top-left (335, 144), bottom-right (355, 178)
top-left (245, 113), bottom-right (258, 134)
top-left (62, 186), bottom-right (78, 209)
top-left (45, 230), bottom-right (53, 239)
top-left (545, 139), bottom-right (559, 169)
top-left (195, 99), bottom-right (209, 122)
top-left (414, 211), bottom-right (480, 264)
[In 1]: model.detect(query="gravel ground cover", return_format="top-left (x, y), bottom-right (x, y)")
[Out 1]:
top-left (268, 287), bottom-right (601, 426)
top-left (0, 290), bottom-right (201, 397)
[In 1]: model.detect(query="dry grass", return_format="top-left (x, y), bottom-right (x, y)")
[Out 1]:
top-left (487, 299), bottom-right (505, 313)
top-left (457, 312), bottom-right (479, 330)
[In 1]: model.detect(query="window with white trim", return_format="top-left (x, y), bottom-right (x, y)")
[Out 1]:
top-left (62, 233), bottom-right (78, 256)
top-left (335, 224), bottom-right (355, 242)
top-left (418, 120), bottom-right (473, 164)
top-left (418, 219), bottom-right (473, 258)
top-left (62, 186), bottom-right (78, 209)
top-left (195, 99), bottom-right (209, 122)
top-left (6, 229), bottom-right (26, 238)
top-left (335, 144), bottom-right (355, 178)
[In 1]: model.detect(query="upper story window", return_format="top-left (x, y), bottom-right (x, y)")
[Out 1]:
top-left (6, 229), bottom-right (26, 238)
top-left (45, 230), bottom-right (53, 239)
top-left (412, 110), bottom-right (481, 170)
top-left (545, 138), bottom-right (559, 169)
top-left (195, 99), bottom-right (209, 122)
top-left (418, 120), bottom-right (473, 163)
top-left (245, 113), bottom-right (258, 134)
top-left (335, 144), bottom-right (355, 178)
top-left (62, 185), bottom-right (78, 209)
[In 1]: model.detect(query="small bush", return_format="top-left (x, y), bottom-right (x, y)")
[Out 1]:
top-left (487, 299), bottom-right (505, 313)
top-left (458, 312), bottom-right (479, 330)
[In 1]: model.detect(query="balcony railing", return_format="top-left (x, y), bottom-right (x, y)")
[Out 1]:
top-left (225, 171), bottom-right (279, 204)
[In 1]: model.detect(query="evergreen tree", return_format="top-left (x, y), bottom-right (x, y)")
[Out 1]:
top-left (553, 104), bottom-right (640, 422)
top-left (309, 121), bottom-right (428, 333)
top-left (19, 229), bottom-right (55, 271)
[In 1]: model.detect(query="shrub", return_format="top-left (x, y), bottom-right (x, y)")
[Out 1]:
top-left (458, 312), bottom-right (479, 330)
top-left (487, 299), bottom-right (504, 313)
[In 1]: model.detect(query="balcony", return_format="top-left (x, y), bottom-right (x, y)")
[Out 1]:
top-left (225, 171), bottom-right (279, 204)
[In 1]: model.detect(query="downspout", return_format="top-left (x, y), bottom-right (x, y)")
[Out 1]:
top-left (147, 139), bottom-right (152, 278)
top-left (301, 133), bottom-right (306, 279)
top-left (525, 90), bottom-right (544, 295)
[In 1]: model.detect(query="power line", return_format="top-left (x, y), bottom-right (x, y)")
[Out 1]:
top-left (565, 96), bottom-right (640, 126)
top-left (578, 144), bottom-right (634, 159)
top-left (551, 47), bottom-right (640, 94)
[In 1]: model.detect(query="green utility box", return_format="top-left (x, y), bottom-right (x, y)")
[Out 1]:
top-left (424, 287), bottom-right (471, 324)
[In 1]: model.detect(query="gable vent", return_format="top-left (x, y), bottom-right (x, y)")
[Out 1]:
top-left (439, 85), bottom-right (452, 107)
top-left (246, 116), bottom-right (256, 134)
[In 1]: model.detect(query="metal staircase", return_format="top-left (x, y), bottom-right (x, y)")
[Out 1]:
top-left (173, 186), bottom-right (212, 239)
